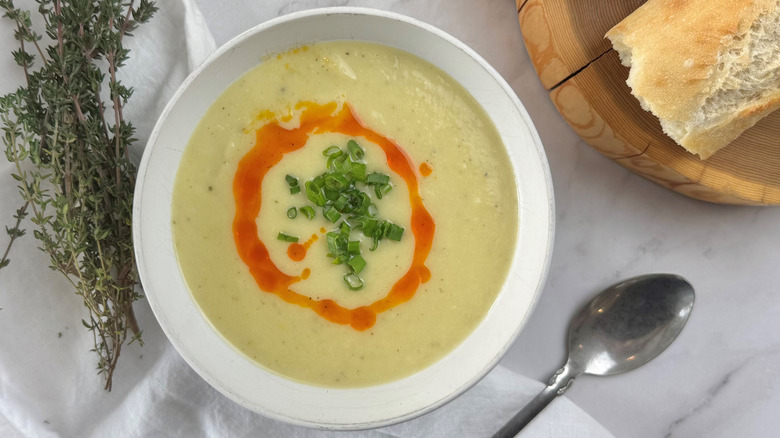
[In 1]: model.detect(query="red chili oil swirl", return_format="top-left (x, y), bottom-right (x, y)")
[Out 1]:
top-left (287, 233), bottom-right (318, 261)
top-left (233, 101), bottom-right (434, 330)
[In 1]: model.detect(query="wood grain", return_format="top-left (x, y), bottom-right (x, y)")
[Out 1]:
top-left (518, 0), bottom-right (644, 88)
top-left (518, 0), bottom-right (780, 205)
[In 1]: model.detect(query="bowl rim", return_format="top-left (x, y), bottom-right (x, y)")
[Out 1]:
top-left (133, 6), bottom-right (555, 430)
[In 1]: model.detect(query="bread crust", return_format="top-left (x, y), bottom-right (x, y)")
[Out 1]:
top-left (681, 91), bottom-right (780, 158)
top-left (606, 0), bottom-right (779, 159)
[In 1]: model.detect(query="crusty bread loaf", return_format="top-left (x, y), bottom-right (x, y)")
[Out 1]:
top-left (606, 0), bottom-right (780, 159)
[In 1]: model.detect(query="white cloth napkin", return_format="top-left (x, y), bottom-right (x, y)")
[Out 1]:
top-left (0, 1), bottom-right (613, 437)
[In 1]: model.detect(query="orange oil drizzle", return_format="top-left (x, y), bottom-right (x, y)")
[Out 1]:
top-left (287, 233), bottom-right (318, 261)
top-left (419, 162), bottom-right (433, 177)
top-left (233, 101), bottom-right (435, 331)
top-left (287, 243), bottom-right (306, 261)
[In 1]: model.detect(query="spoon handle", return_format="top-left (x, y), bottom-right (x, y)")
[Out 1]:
top-left (492, 362), bottom-right (579, 438)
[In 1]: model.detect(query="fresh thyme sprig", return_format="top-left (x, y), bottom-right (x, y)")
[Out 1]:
top-left (0, 0), bottom-right (157, 391)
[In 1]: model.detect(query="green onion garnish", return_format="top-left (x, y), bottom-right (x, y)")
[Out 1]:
top-left (300, 206), bottom-right (315, 219)
top-left (323, 205), bottom-right (341, 223)
top-left (277, 232), bottom-right (299, 243)
top-left (323, 146), bottom-right (341, 156)
top-left (347, 254), bottom-right (367, 274)
top-left (305, 181), bottom-right (326, 206)
top-left (326, 232), bottom-right (342, 254)
top-left (385, 223), bottom-right (404, 241)
top-left (366, 172), bottom-right (390, 185)
top-left (327, 153), bottom-right (346, 171)
top-left (343, 273), bottom-right (364, 290)
top-left (349, 162), bottom-right (367, 182)
top-left (334, 194), bottom-right (350, 211)
top-left (286, 175), bottom-right (301, 194)
top-left (278, 139), bottom-right (407, 291)
top-left (347, 139), bottom-right (365, 160)
top-left (339, 221), bottom-right (351, 237)
top-left (362, 218), bottom-right (378, 236)
top-left (325, 173), bottom-right (349, 191)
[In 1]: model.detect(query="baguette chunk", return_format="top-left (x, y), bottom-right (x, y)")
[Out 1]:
top-left (606, 0), bottom-right (780, 159)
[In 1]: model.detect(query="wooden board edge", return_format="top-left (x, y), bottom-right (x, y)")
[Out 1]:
top-left (518, 0), bottom-right (569, 89)
top-left (547, 52), bottom-right (777, 206)
top-left (615, 153), bottom-right (765, 205)
top-left (548, 54), bottom-right (646, 159)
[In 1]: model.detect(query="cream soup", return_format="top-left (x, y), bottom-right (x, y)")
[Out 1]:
top-left (171, 41), bottom-right (518, 387)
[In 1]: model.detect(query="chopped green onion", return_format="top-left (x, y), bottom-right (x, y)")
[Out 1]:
top-left (311, 174), bottom-right (326, 190)
top-left (323, 146), bottom-right (341, 156)
top-left (356, 193), bottom-right (371, 214)
top-left (343, 192), bottom-right (360, 213)
top-left (277, 233), bottom-right (299, 243)
top-left (366, 172), bottom-right (390, 185)
top-left (385, 223), bottom-right (404, 241)
top-left (376, 220), bottom-right (389, 238)
top-left (334, 194), bottom-right (350, 211)
top-left (300, 206), bottom-right (315, 219)
top-left (370, 236), bottom-right (380, 251)
top-left (349, 162), bottom-right (367, 182)
top-left (323, 188), bottom-right (340, 202)
top-left (339, 221), bottom-right (351, 237)
top-left (326, 232), bottom-right (340, 254)
top-left (342, 216), bottom-right (360, 229)
top-left (343, 273), bottom-right (364, 290)
top-left (332, 254), bottom-right (349, 265)
top-left (362, 218), bottom-right (378, 236)
top-left (326, 232), bottom-right (347, 255)
top-left (279, 140), bottom-right (408, 291)
top-left (336, 157), bottom-right (352, 174)
top-left (374, 183), bottom-right (392, 199)
top-left (347, 140), bottom-right (365, 160)
top-left (325, 173), bottom-right (349, 191)
top-left (327, 153), bottom-right (347, 171)
top-left (286, 175), bottom-right (301, 194)
top-left (348, 255), bottom-right (367, 274)
top-left (305, 181), bottom-right (326, 206)
top-left (323, 205), bottom-right (341, 223)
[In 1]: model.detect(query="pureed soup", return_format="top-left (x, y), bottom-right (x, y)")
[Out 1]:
top-left (171, 41), bottom-right (518, 387)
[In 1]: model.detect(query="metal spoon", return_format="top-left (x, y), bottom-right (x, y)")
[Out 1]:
top-left (493, 273), bottom-right (695, 437)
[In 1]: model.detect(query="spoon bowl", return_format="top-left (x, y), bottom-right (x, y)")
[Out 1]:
top-left (494, 274), bottom-right (694, 437)
top-left (569, 274), bottom-right (695, 376)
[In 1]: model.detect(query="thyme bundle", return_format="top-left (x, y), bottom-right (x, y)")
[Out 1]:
top-left (0, 0), bottom-right (156, 390)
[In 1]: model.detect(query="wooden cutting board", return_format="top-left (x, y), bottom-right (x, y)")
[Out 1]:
top-left (516, 0), bottom-right (780, 205)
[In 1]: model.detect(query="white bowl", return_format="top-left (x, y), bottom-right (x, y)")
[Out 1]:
top-left (133, 7), bottom-right (554, 430)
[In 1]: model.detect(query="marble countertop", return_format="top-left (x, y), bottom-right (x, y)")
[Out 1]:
top-left (191, 1), bottom-right (780, 436)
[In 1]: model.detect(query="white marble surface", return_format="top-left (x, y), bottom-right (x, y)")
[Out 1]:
top-left (190, 0), bottom-right (780, 436)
